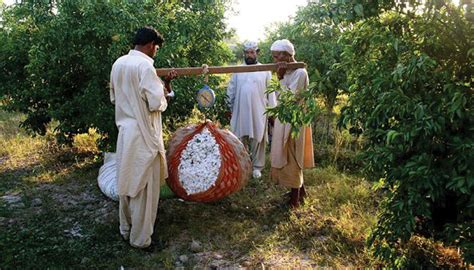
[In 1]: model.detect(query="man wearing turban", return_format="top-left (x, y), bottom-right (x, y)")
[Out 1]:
top-left (227, 41), bottom-right (277, 179)
top-left (270, 39), bottom-right (315, 208)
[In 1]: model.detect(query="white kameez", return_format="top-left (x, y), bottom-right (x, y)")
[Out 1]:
top-left (110, 49), bottom-right (167, 248)
top-left (227, 63), bottom-right (276, 142)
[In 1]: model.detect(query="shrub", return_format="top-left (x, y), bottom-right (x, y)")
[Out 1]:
top-left (0, 0), bottom-right (233, 150)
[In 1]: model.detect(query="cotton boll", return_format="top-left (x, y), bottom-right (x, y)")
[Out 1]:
top-left (178, 128), bottom-right (222, 195)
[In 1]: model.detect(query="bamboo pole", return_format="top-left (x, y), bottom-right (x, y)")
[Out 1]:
top-left (155, 62), bottom-right (306, 77)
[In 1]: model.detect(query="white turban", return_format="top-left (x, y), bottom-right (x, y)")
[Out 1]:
top-left (243, 40), bottom-right (258, 51)
top-left (270, 39), bottom-right (295, 56)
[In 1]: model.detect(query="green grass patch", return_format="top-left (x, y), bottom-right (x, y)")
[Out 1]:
top-left (0, 111), bottom-right (380, 268)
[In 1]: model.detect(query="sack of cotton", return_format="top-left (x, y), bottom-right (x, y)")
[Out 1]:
top-left (97, 153), bottom-right (175, 201)
top-left (97, 152), bottom-right (119, 201)
top-left (166, 121), bottom-right (251, 202)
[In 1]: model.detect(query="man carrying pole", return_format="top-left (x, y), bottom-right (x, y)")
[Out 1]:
top-left (269, 39), bottom-right (315, 208)
top-left (110, 26), bottom-right (176, 251)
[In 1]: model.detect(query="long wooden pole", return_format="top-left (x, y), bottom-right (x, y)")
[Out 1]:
top-left (155, 62), bottom-right (306, 77)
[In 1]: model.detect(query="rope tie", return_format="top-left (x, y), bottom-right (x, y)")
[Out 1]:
top-left (201, 64), bottom-right (209, 83)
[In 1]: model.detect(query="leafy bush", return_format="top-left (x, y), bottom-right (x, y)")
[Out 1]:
top-left (262, 0), bottom-right (473, 265)
top-left (72, 128), bottom-right (100, 154)
top-left (403, 235), bottom-right (465, 269)
top-left (337, 2), bottom-right (473, 265)
top-left (0, 0), bottom-right (233, 150)
top-left (260, 2), bottom-right (348, 114)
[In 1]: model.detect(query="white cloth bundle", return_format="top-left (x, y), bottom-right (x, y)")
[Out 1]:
top-left (97, 152), bottom-right (119, 201)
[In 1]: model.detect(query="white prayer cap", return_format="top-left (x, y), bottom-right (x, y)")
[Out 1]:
top-left (270, 39), bottom-right (295, 56)
top-left (243, 40), bottom-right (258, 51)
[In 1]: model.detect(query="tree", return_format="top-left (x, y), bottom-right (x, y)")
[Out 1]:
top-left (263, 0), bottom-right (473, 265)
top-left (337, 1), bottom-right (473, 265)
top-left (0, 0), bottom-right (233, 149)
top-left (260, 2), bottom-right (348, 142)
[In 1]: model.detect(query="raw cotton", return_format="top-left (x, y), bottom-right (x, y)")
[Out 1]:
top-left (178, 128), bottom-right (221, 194)
top-left (166, 121), bottom-right (252, 202)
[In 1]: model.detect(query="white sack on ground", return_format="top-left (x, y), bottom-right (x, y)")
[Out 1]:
top-left (97, 152), bottom-right (119, 201)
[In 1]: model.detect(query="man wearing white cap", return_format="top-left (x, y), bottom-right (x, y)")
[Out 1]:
top-left (227, 41), bottom-right (276, 179)
top-left (270, 39), bottom-right (314, 208)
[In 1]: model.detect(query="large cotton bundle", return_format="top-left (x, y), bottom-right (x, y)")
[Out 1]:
top-left (167, 121), bottom-right (251, 202)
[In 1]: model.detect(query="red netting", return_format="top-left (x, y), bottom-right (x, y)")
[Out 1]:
top-left (166, 121), bottom-right (251, 202)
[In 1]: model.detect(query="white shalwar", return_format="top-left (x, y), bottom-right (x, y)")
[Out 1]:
top-left (110, 49), bottom-right (167, 248)
top-left (227, 63), bottom-right (276, 171)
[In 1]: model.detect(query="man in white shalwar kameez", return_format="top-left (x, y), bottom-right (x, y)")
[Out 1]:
top-left (270, 39), bottom-right (315, 208)
top-left (227, 41), bottom-right (276, 179)
top-left (110, 27), bottom-right (176, 251)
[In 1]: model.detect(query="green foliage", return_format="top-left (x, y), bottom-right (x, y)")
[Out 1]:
top-left (337, 1), bottom-right (473, 265)
top-left (0, 0), bottom-right (233, 150)
top-left (260, 1), bottom-right (348, 139)
top-left (266, 78), bottom-right (320, 138)
top-left (72, 128), bottom-right (101, 154)
top-left (289, 2), bottom-right (348, 112)
top-left (229, 40), bottom-right (244, 65)
top-left (262, 0), bottom-right (472, 266)
top-left (0, 1), bottom-right (55, 133)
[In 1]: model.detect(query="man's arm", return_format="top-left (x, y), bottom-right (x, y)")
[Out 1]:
top-left (276, 62), bottom-right (288, 80)
top-left (162, 70), bottom-right (177, 101)
top-left (109, 67), bottom-right (116, 105)
top-left (226, 74), bottom-right (237, 112)
top-left (266, 71), bottom-right (277, 108)
top-left (140, 65), bottom-right (168, 112)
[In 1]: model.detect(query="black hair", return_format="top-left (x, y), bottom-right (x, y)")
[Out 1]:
top-left (132, 26), bottom-right (164, 47)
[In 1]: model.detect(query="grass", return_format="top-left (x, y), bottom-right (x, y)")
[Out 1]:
top-left (0, 110), bottom-right (380, 269)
